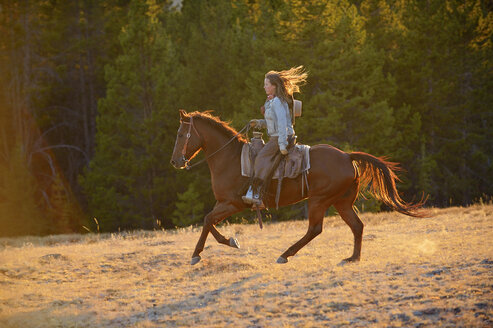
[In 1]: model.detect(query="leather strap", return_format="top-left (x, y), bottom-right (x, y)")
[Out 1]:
top-left (180, 117), bottom-right (250, 170)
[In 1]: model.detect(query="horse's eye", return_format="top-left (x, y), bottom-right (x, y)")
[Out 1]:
top-left (178, 134), bottom-right (183, 138)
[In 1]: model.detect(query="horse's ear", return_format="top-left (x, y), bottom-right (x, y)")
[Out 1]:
top-left (179, 109), bottom-right (188, 121)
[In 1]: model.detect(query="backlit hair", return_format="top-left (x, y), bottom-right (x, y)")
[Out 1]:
top-left (265, 65), bottom-right (308, 106)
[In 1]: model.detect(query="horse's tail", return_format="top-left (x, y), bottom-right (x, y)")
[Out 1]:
top-left (349, 152), bottom-right (428, 218)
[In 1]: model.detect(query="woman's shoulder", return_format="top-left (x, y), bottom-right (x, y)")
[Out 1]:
top-left (272, 96), bottom-right (285, 105)
top-left (272, 96), bottom-right (288, 108)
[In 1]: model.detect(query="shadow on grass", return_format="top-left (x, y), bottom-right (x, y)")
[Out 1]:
top-left (107, 273), bottom-right (263, 326)
top-left (1, 273), bottom-right (263, 327)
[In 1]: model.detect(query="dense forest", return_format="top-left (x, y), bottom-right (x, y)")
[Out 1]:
top-left (0, 0), bottom-right (491, 236)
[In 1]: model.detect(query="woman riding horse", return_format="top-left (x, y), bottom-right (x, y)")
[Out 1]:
top-left (242, 66), bottom-right (308, 206)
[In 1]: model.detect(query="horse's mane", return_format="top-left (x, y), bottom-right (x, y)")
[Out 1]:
top-left (184, 111), bottom-right (247, 143)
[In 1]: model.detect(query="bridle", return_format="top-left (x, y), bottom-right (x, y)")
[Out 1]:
top-left (180, 116), bottom-right (201, 169)
top-left (179, 116), bottom-right (249, 170)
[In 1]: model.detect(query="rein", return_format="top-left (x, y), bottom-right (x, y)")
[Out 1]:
top-left (181, 117), bottom-right (250, 170)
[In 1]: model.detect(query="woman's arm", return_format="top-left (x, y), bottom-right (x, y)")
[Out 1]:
top-left (250, 119), bottom-right (266, 129)
top-left (272, 98), bottom-right (288, 152)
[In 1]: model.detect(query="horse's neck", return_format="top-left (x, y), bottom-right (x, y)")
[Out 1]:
top-left (202, 125), bottom-right (243, 173)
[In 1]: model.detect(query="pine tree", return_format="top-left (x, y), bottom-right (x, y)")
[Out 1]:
top-left (390, 0), bottom-right (493, 205)
top-left (0, 1), bottom-right (88, 236)
top-left (171, 181), bottom-right (205, 227)
top-left (80, 0), bottom-right (181, 231)
top-left (271, 1), bottom-right (399, 157)
top-left (356, 0), bottom-right (422, 193)
top-left (230, 0), bottom-right (295, 126)
top-left (169, 0), bottom-right (262, 121)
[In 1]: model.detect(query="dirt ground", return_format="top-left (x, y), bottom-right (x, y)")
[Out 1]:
top-left (0, 204), bottom-right (492, 327)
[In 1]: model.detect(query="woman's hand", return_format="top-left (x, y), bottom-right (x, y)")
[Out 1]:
top-left (249, 119), bottom-right (258, 128)
top-left (280, 147), bottom-right (288, 155)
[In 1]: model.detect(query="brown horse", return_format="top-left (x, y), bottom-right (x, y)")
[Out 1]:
top-left (170, 110), bottom-right (425, 265)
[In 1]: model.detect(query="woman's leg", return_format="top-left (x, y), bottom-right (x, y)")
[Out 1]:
top-left (243, 137), bottom-right (280, 204)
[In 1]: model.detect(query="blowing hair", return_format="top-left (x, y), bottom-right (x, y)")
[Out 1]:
top-left (265, 65), bottom-right (308, 106)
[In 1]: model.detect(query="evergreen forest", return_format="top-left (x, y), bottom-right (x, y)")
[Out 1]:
top-left (1, 0), bottom-right (492, 236)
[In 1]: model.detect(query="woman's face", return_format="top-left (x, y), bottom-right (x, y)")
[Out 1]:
top-left (264, 78), bottom-right (276, 96)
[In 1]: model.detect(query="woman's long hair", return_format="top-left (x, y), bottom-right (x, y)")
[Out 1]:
top-left (265, 65), bottom-right (308, 107)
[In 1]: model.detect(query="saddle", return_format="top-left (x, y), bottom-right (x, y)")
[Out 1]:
top-left (241, 133), bottom-right (310, 208)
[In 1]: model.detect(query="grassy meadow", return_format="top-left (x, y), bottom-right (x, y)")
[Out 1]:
top-left (0, 204), bottom-right (492, 327)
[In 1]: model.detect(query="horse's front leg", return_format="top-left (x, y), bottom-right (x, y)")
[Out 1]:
top-left (191, 201), bottom-right (240, 265)
top-left (209, 225), bottom-right (241, 249)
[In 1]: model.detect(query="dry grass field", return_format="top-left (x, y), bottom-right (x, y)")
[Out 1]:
top-left (0, 204), bottom-right (492, 327)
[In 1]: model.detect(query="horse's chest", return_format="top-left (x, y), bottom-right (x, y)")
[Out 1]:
top-left (210, 159), bottom-right (245, 199)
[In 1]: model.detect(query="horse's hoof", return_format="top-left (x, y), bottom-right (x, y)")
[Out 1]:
top-left (276, 256), bottom-right (288, 264)
top-left (338, 257), bottom-right (359, 266)
top-left (191, 256), bottom-right (201, 265)
top-left (229, 237), bottom-right (240, 249)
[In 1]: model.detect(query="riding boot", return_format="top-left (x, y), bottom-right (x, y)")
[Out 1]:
top-left (242, 178), bottom-right (264, 207)
top-left (250, 178), bottom-right (265, 206)
top-left (251, 185), bottom-right (263, 205)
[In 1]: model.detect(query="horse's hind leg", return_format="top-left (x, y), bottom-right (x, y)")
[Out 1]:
top-left (334, 186), bottom-right (364, 263)
top-left (191, 201), bottom-right (240, 265)
top-left (209, 225), bottom-right (240, 248)
top-left (277, 199), bottom-right (326, 263)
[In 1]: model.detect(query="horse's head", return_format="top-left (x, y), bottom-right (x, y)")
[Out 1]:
top-left (170, 110), bottom-right (203, 169)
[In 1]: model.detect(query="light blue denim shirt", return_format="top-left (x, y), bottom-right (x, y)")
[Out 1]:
top-left (257, 97), bottom-right (294, 151)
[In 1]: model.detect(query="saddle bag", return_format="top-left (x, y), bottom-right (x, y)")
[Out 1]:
top-left (283, 146), bottom-right (304, 179)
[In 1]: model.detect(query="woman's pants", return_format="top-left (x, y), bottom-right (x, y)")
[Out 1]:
top-left (253, 135), bottom-right (295, 182)
top-left (244, 135), bottom-right (294, 205)
top-left (253, 136), bottom-right (283, 182)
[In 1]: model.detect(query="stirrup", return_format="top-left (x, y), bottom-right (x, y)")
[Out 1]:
top-left (252, 193), bottom-right (262, 205)
top-left (251, 191), bottom-right (265, 209)
top-left (242, 186), bottom-right (254, 204)
top-left (242, 186), bottom-right (264, 208)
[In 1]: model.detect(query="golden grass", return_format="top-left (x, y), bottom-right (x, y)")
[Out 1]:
top-left (0, 204), bottom-right (492, 327)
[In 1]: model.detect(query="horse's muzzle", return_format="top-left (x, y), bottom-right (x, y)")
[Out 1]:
top-left (170, 159), bottom-right (181, 169)
top-left (170, 157), bottom-right (188, 169)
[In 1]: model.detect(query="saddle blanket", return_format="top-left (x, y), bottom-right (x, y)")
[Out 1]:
top-left (241, 143), bottom-right (311, 179)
